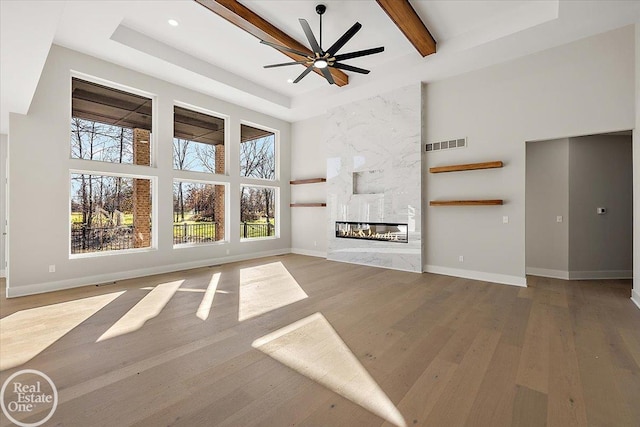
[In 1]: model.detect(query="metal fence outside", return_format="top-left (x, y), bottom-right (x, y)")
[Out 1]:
top-left (71, 224), bottom-right (134, 254)
top-left (240, 222), bottom-right (275, 239)
top-left (173, 222), bottom-right (217, 245)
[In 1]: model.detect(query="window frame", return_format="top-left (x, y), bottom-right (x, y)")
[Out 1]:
top-left (172, 178), bottom-right (229, 248)
top-left (239, 120), bottom-right (279, 183)
top-left (68, 169), bottom-right (158, 258)
top-left (70, 72), bottom-right (158, 168)
top-left (239, 184), bottom-right (280, 242)
top-left (173, 101), bottom-right (229, 177)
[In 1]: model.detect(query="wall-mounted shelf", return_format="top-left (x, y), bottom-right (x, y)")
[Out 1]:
top-left (430, 200), bottom-right (503, 206)
top-left (290, 203), bottom-right (326, 207)
top-left (291, 178), bottom-right (326, 208)
top-left (429, 161), bottom-right (503, 174)
top-left (290, 178), bottom-right (326, 185)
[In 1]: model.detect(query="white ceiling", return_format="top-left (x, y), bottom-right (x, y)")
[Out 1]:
top-left (1, 0), bottom-right (639, 134)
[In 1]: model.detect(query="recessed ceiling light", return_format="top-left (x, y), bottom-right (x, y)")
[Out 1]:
top-left (168, 19), bottom-right (179, 27)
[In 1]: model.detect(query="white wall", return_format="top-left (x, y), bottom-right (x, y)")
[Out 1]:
top-left (568, 135), bottom-right (633, 278)
top-left (290, 115), bottom-right (327, 257)
top-left (422, 26), bottom-right (635, 285)
top-left (0, 133), bottom-right (6, 277)
top-left (633, 24), bottom-right (640, 308)
top-left (7, 45), bottom-right (291, 297)
top-left (525, 139), bottom-right (569, 278)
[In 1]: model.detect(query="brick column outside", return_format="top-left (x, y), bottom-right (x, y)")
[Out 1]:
top-left (214, 144), bottom-right (225, 241)
top-left (133, 128), bottom-right (151, 248)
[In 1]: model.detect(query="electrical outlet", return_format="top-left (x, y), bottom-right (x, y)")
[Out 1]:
top-left (314, 241), bottom-right (317, 247)
top-left (49, 265), bottom-right (56, 273)
top-left (226, 249), bottom-right (230, 255)
top-left (458, 255), bottom-right (464, 263)
top-left (502, 216), bottom-right (509, 224)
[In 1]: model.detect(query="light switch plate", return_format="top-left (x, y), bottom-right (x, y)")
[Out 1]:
top-left (556, 216), bottom-right (563, 223)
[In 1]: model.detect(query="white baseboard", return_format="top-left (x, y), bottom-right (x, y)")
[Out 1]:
top-left (424, 265), bottom-right (527, 287)
top-left (568, 270), bottom-right (633, 280)
top-left (6, 248), bottom-right (291, 298)
top-left (631, 289), bottom-right (640, 310)
top-left (526, 268), bottom-right (632, 280)
top-left (291, 248), bottom-right (327, 258)
top-left (526, 267), bottom-right (570, 280)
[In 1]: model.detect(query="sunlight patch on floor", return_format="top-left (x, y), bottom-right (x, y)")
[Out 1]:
top-left (97, 280), bottom-right (183, 342)
top-left (252, 313), bottom-right (406, 427)
top-left (197, 273), bottom-right (221, 320)
top-left (239, 262), bottom-right (308, 321)
top-left (0, 291), bottom-right (125, 371)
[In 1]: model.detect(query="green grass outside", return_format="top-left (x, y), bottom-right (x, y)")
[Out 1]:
top-left (72, 212), bottom-right (274, 239)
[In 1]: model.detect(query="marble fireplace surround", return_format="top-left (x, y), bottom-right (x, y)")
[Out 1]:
top-left (326, 84), bottom-right (422, 272)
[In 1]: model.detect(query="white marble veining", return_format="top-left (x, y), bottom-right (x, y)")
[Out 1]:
top-left (326, 84), bottom-right (422, 272)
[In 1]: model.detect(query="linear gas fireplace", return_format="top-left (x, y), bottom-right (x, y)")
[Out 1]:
top-left (335, 221), bottom-right (408, 243)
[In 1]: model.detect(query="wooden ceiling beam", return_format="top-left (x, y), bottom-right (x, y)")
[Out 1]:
top-left (194, 0), bottom-right (349, 86)
top-left (375, 0), bottom-right (436, 57)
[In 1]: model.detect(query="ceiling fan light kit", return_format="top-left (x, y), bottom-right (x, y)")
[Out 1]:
top-left (262, 4), bottom-right (384, 85)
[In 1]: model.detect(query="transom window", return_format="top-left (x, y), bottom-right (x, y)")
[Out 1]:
top-left (173, 106), bottom-right (225, 174)
top-left (240, 124), bottom-right (275, 180)
top-left (71, 77), bottom-right (152, 165)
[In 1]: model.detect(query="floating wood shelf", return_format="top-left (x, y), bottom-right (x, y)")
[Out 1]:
top-left (429, 161), bottom-right (503, 174)
top-left (430, 200), bottom-right (503, 206)
top-left (290, 203), bottom-right (327, 207)
top-left (290, 178), bottom-right (326, 185)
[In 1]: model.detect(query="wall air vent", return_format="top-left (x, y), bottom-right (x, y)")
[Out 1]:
top-left (426, 137), bottom-right (467, 153)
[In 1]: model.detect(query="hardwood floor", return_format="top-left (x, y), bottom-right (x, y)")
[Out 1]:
top-left (1, 254), bottom-right (638, 426)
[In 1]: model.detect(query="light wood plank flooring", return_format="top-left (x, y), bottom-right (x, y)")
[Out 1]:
top-left (1, 254), bottom-right (639, 426)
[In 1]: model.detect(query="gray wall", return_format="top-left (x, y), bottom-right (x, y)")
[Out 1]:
top-left (568, 135), bottom-right (633, 277)
top-left (7, 45), bottom-right (291, 296)
top-left (525, 135), bottom-right (633, 279)
top-left (290, 116), bottom-right (327, 257)
top-left (634, 24), bottom-right (640, 307)
top-left (422, 26), bottom-right (634, 285)
top-left (288, 26), bottom-right (636, 287)
top-left (526, 139), bottom-right (569, 277)
top-left (0, 133), bottom-right (6, 277)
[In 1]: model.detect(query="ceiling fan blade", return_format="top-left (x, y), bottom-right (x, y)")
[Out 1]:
top-left (299, 18), bottom-right (322, 54)
top-left (333, 46), bottom-right (384, 61)
top-left (293, 65), bottom-right (314, 83)
top-left (326, 22), bottom-right (362, 56)
top-left (320, 67), bottom-right (335, 84)
top-left (332, 63), bottom-right (370, 74)
top-left (260, 40), bottom-right (310, 58)
top-left (264, 60), bottom-right (308, 69)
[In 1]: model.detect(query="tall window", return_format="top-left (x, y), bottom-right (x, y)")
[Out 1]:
top-left (173, 106), bottom-right (225, 174)
top-left (70, 77), bottom-right (154, 255)
top-left (71, 174), bottom-right (152, 254)
top-left (240, 124), bottom-right (275, 180)
top-left (173, 181), bottom-right (226, 245)
top-left (239, 124), bottom-right (277, 240)
top-left (240, 186), bottom-right (277, 239)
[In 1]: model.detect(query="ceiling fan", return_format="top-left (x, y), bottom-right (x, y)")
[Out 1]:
top-left (261, 4), bottom-right (384, 85)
